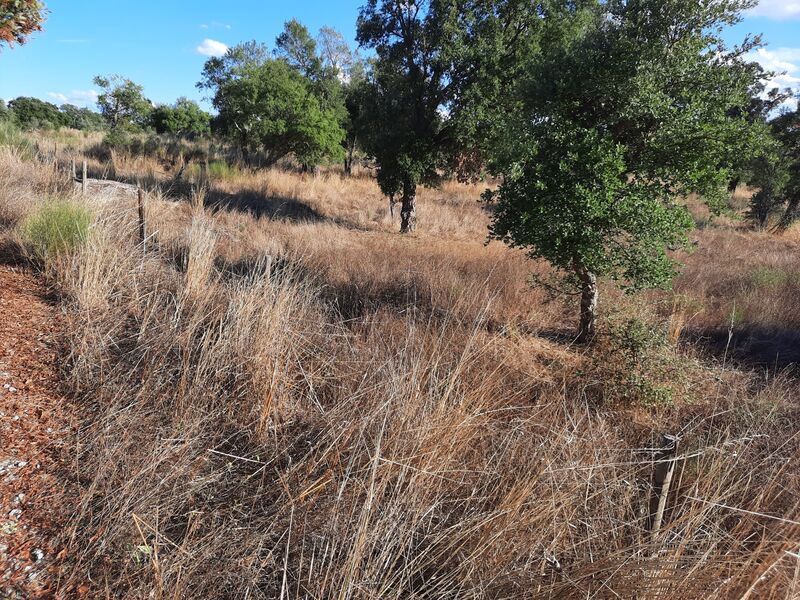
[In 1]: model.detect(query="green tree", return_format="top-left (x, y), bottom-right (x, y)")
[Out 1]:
top-left (770, 105), bottom-right (800, 230)
top-left (210, 58), bottom-right (344, 166)
top-left (275, 19), bottom-right (349, 166)
top-left (486, 0), bottom-right (768, 342)
top-left (197, 40), bottom-right (270, 97)
top-left (8, 96), bottom-right (64, 129)
top-left (0, 99), bottom-right (9, 121)
top-left (94, 75), bottom-right (152, 131)
top-left (275, 18), bottom-right (323, 79)
top-left (356, 0), bottom-right (570, 232)
top-left (0, 0), bottom-right (46, 47)
top-left (59, 104), bottom-right (105, 131)
top-left (150, 98), bottom-right (211, 138)
top-left (356, 0), bottom-right (461, 232)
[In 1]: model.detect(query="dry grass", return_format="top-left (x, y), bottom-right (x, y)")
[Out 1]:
top-left (0, 141), bottom-right (799, 598)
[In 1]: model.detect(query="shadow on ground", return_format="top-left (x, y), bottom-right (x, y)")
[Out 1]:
top-left (205, 188), bottom-right (327, 223)
top-left (683, 325), bottom-right (800, 372)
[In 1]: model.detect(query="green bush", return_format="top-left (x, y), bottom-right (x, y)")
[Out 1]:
top-left (0, 120), bottom-right (33, 155)
top-left (22, 200), bottom-right (92, 263)
top-left (207, 160), bottom-right (238, 180)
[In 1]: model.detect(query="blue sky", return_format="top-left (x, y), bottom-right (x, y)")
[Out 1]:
top-left (1, 0), bottom-right (798, 111)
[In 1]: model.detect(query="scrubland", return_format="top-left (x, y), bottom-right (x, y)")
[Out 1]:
top-left (1, 133), bottom-right (799, 598)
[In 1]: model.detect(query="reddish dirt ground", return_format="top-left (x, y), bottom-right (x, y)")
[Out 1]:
top-left (0, 265), bottom-right (74, 598)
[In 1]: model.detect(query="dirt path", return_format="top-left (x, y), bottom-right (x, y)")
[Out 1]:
top-left (0, 265), bottom-right (74, 598)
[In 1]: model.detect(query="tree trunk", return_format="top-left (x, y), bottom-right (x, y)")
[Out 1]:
top-left (344, 145), bottom-right (354, 177)
top-left (574, 260), bottom-right (598, 343)
top-left (399, 181), bottom-right (417, 233)
top-left (777, 197), bottom-right (799, 232)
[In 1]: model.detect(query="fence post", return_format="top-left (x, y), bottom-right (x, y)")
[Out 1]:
top-left (82, 160), bottom-right (88, 195)
top-left (137, 187), bottom-right (147, 253)
top-left (71, 159), bottom-right (76, 181)
top-left (649, 434), bottom-right (679, 542)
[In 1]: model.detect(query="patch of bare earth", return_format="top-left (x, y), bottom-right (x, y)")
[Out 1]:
top-left (0, 265), bottom-right (76, 598)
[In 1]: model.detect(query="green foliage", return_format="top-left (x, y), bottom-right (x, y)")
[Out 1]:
top-left (150, 98), bottom-right (211, 138)
top-left (274, 20), bottom-right (353, 163)
top-left (356, 0), bottom-right (454, 199)
top-left (487, 0), bottom-right (768, 332)
top-left (58, 103), bottom-right (106, 131)
top-left (202, 52), bottom-right (344, 166)
top-left (603, 315), bottom-right (679, 406)
top-left (0, 99), bottom-right (8, 120)
top-left (0, 119), bottom-right (32, 155)
top-left (8, 96), bottom-right (64, 129)
top-left (768, 105), bottom-right (800, 228)
top-left (22, 200), bottom-right (92, 263)
top-left (207, 160), bottom-right (238, 180)
top-left (275, 19), bottom-right (323, 79)
top-left (94, 74), bottom-right (152, 131)
top-left (356, 0), bottom-right (568, 206)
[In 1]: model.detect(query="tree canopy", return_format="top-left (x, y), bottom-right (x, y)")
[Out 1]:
top-left (7, 96), bottom-right (64, 129)
top-left (356, 0), bottom-right (581, 232)
top-left (150, 98), bottom-right (211, 138)
top-left (94, 75), bottom-right (152, 131)
top-left (486, 0), bottom-right (769, 341)
top-left (204, 52), bottom-right (344, 166)
top-left (0, 0), bottom-right (46, 47)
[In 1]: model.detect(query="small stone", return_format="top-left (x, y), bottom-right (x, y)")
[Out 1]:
top-left (8, 509), bottom-right (21, 520)
top-left (32, 549), bottom-right (44, 562)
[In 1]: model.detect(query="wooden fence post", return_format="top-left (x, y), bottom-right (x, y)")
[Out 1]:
top-left (71, 159), bottom-right (76, 181)
top-left (137, 187), bottom-right (147, 253)
top-left (82, 160), bottom-right (88, 195)
top-left (649, 434), bottom-right (679, 541)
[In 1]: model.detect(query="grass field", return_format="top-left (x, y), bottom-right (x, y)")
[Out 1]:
top-left (1, 133), bottom-right (799, 598)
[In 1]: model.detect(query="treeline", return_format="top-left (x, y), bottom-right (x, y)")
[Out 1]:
top-left (0, 97), bottom-right (105, 131)
top-left (0, 91), bottom-right (211, 138)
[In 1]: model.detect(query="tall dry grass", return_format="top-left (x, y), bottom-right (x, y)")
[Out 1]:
top-left (0, 142), bottom-right (799, 598)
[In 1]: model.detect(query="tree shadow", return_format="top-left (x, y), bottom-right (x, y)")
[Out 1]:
top-left (205, 188), bottom-right (327, 223)
top-left (682, 325), bottom-right (800, 372)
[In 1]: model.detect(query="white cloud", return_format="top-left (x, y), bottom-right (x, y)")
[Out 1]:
top-left (746, 48), bottom-right (800, 111)
top-left (748, 0), bottom-right (800, 19)
top-left (47, 90), bottom-right (99, 108)
top-left (196, 38), bottom-right (228, 57)
top-left (199, 22), bottom-right (231, 31)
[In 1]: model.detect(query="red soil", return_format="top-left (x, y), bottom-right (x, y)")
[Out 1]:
top-left (0, 266), bottom-right (74, 598)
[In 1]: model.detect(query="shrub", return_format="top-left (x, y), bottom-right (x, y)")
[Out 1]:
top-left (0, 120), bottom-right (33, 155)
top-left (22, 200), bottom-right (92, 263)
top-left (207, 160), bottom-right (238, 180)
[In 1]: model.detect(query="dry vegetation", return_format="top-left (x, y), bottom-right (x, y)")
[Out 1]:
top-left (1, 133), bottom-right (799, 598)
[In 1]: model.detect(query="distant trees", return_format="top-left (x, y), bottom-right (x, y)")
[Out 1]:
top-left (150, 98), bottom-right (211, 138)
top-left (94, 75), bottom-right (152, 131)
top-left (198, 28), bottom-right (353, 169)
top-left (59, 104), bottom-right (105, 131)
top-left (2, 96), bottom-right (104, 131)
top-left (0, 0), bottom-right (46, 47)
top-left (486, 0), bottom-right (768, 342)
top-left (768, 105), bottom-right (800, 230)
top-left (7, 96), bottom-right (63, 129)
top-left (200, 47), bottom-right (344, 166)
